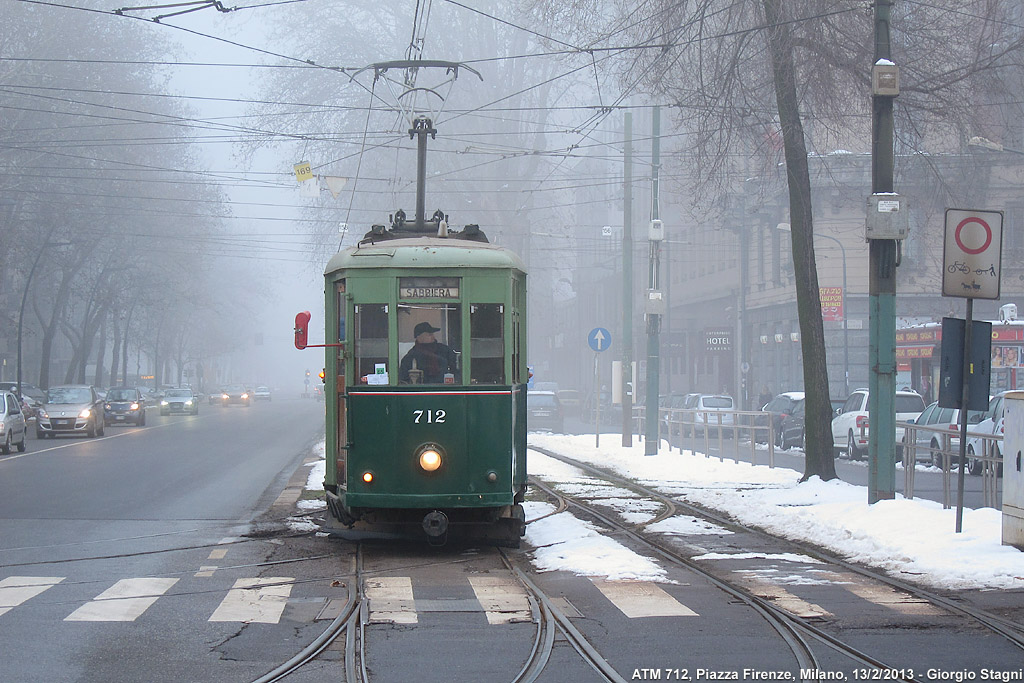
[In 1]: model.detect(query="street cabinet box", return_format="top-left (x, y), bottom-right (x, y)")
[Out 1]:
top-left (1001, 392), bottom-right (1024, 550)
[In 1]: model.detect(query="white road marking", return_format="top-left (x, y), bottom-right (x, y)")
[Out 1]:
top-left (468, 576), bottom-right (532, 624)
top-left (365, 576), bottom-right (417, 624)
top-left (591, 579), bottom-right (698, 618)
top-left (0, 576), bottom-right (65, 617)
top-left (65, 578), bottom-right (179, 622)
top-left (208, 577), bottom-right (293, 623)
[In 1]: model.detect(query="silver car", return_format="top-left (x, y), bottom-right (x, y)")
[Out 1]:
top-left (0, 390), bottom-right (28, 454)
top-left (37, 385), bottom-right (105, 439)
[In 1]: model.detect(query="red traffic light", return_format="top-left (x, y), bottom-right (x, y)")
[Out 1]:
top-left (294, 311), bottom-right (311, 349)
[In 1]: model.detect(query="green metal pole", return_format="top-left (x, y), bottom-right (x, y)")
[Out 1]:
top-left (645, 106), bottom-right (661, 455)
top-left (868, 0), bottom-right (897, 503)
top-left (622, 112), bottom-right (634, 447)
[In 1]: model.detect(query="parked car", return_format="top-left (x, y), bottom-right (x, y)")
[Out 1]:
top-left (104, 386), bottom-right (146, 427)
top-left (760, 391), bottom-right (805, 447)
top-left (966, 391), bottom-right (1010, 476)
top-left (557, 389), bottom-right (580, 415)
top-left (0, 390), bottom-right (28, 454)
top-left (778, 398), bottom-right (806, 450)
top-left (254, 386), bottom-right (272, 401)
top-left (904, 401), bottom-right (984, 467)
top-left (527, 391), bottom-right (564, 432)
top-left (694, 394), bottom-right (735, 434)
top-left (36, 385), bottom-right (105, 439)
top-left (0, 382), bottom-right (46, 403)
top-left (831, 388), bottom-right (925, 459)
top-left (160, 388), bottom-right (199, 416)
top-left (660, 393), bottom-right (700, 434)
top-left (219, 384), bottom-right (251, 407)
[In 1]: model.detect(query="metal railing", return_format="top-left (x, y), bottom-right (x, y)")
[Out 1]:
top-left (633, 406), bottom-right (779, 468)
top-left (899, 421), bottom-right (1001, 509)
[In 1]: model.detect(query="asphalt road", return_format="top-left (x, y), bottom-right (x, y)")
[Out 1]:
top-left (0, 395), bottom-right (328, 683)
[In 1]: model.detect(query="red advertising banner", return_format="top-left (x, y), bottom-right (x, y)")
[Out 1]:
top-left (819, 286), bottom-right (844, 322)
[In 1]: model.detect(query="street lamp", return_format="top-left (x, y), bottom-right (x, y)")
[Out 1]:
top-left (777, 223), bottom-right (850, 396)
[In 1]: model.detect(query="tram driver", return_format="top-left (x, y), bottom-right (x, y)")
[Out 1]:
top-left (399, 322), bottom-right (459, 384)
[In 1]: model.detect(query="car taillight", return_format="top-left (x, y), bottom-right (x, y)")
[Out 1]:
top-left (856, 415), bottom-right (869, 428)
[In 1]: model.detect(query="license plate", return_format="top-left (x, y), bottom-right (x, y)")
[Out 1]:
top-left (116, 416), bottom-right (125, 421)
top-left (56, 419), bottom-right (70, 426)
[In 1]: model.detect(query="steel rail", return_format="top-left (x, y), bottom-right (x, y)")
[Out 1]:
top-left (500, 549), bottom-right (556, 683)
top-left (530, 445), bottom-right (1024, 653)
top-left (527, 475), bottom-right (822, 677)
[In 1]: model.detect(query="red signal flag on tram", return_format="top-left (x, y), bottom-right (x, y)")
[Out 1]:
top-left (294, 311), bottom-right (311, 350)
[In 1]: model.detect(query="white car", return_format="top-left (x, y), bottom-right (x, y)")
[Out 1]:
top-left (254, 386), bottom-right (272, 401)
top-left (831, 388), bottom-right (925, 459)
top-left (0, 390), bottom-right (28, 454)
top-left (694, 394), bottom-right (735, 433)
top-left (966, 391), bottom-right (1008, 476)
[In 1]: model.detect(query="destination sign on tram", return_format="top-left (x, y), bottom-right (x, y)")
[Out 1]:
top-left (399, 277), bottom-right (460, 299)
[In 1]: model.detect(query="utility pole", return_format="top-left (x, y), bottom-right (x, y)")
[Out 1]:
top-left (622, 112), bottom-right (634, 447)
top-left (868, 0), bottom-right (898, 503)
top-left (645, 106), bottom-right (663, 455)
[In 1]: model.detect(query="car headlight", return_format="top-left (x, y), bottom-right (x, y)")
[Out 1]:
top-left (185, 400), bottom-right (193, 406)
top-left (79, 409), bottom-right (91, 419)
top-left (39, 410), bottom-right (48, 419)
top-left (241, 393), bottom-right (249, 399)
top-left (221, 394), bottom-right (229, 400)
top-left (104, 403), bottom-right (111, 410)
top-left (161, 400), bottom-right (169, 406)
top-left (130, 402), bottom-right (139, 411)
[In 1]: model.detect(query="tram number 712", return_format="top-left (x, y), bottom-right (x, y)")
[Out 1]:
top-left (413, 409), bottom-right (447, 424)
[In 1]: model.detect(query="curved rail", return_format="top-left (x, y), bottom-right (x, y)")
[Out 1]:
top-left (529, 445), bottom-right (1024, 654)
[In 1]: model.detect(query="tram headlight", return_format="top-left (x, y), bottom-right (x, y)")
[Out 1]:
top-left (417, 444), bottom-right (444, 472)
top-left (362, 471), bottom-right (374, 484)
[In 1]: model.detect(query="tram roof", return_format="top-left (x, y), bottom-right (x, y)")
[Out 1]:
top-left (325, 237), bottom-right (527, 274)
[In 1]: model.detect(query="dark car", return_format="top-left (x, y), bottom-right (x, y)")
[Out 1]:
top-left (219, 384), bottom-right (251, 407)
top-left (760, 391), bottom-right (805, 447)
top-left (104, 387), bottom-right (146, 426)
top-left (0, 381), bottom-right (46, 403)
top-left (527, 391), bottom-right (564, 432)
top-left (160, 388), bottom-right (199, 416)
top-left (778, 398), bottom-right (806, 450)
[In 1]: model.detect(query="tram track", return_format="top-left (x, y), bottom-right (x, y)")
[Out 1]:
top-left (528, 444), bottom-right (1024, 675)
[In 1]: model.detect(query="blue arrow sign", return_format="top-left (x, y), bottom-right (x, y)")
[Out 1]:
top-left (588, 327), bottom-right (611, 352)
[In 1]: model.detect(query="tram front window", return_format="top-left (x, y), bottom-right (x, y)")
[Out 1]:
top-left (470, 304), bottom-right (505, 384)
top-left (354, 304), bottom-right (389, 383)
top-left (398, 304), bottom-right (461, 384)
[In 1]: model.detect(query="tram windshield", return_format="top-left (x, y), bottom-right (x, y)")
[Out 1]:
top-left (397, 303), bottom-right (462, 385)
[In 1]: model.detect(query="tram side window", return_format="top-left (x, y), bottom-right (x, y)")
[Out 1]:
top-left (470, 304), bottom-right (505, 385)
top-left (397, 303), bottom-right (462, 385)
top-left (355, 304), bottom-right (389, 384)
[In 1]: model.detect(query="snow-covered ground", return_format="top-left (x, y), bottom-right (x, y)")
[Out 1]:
top-left (527, 433), bottom-right (1024, 591)
top-left (296, 434), bottom-right (1024, 591)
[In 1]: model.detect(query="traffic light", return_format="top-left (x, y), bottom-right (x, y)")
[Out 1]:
top-left (319, 369), bottom-right (326, 383)
top-left (294, 311), bottom-right (311, 350)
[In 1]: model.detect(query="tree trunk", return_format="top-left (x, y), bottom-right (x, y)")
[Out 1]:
top-left (763, 0), bottom-right (837, 481)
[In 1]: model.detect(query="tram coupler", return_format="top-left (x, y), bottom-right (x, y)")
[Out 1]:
top-left (422, 510), bottom-right (449, 545)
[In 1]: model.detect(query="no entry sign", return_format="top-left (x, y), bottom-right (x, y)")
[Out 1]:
top-left (942, 208), bottom-right (1003, 300)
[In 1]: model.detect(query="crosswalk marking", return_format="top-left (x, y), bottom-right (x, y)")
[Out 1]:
top-left (0, 576), bottom-right (65, 617)
top-left (734, 577), bottom-right (831, 618)
top-left (467, 576), bottom-right (532, 624)
top-left (195, 566), bottom-right (218, 578)
top-left (208, 549), bottom-right (228, 560)
top-left (815, 571), bottom-right (944, 615)
top-left (365, 576), bottom-right (417, 624)
top-left (590, 579), bottom-right (698, 618)
top-left (209, 577), bottom-right (293, 624)
top-left (65, 578), bottom-right (179, 622)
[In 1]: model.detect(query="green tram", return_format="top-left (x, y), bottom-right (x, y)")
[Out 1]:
top-left (318, 215), bottom-right (528, 546)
